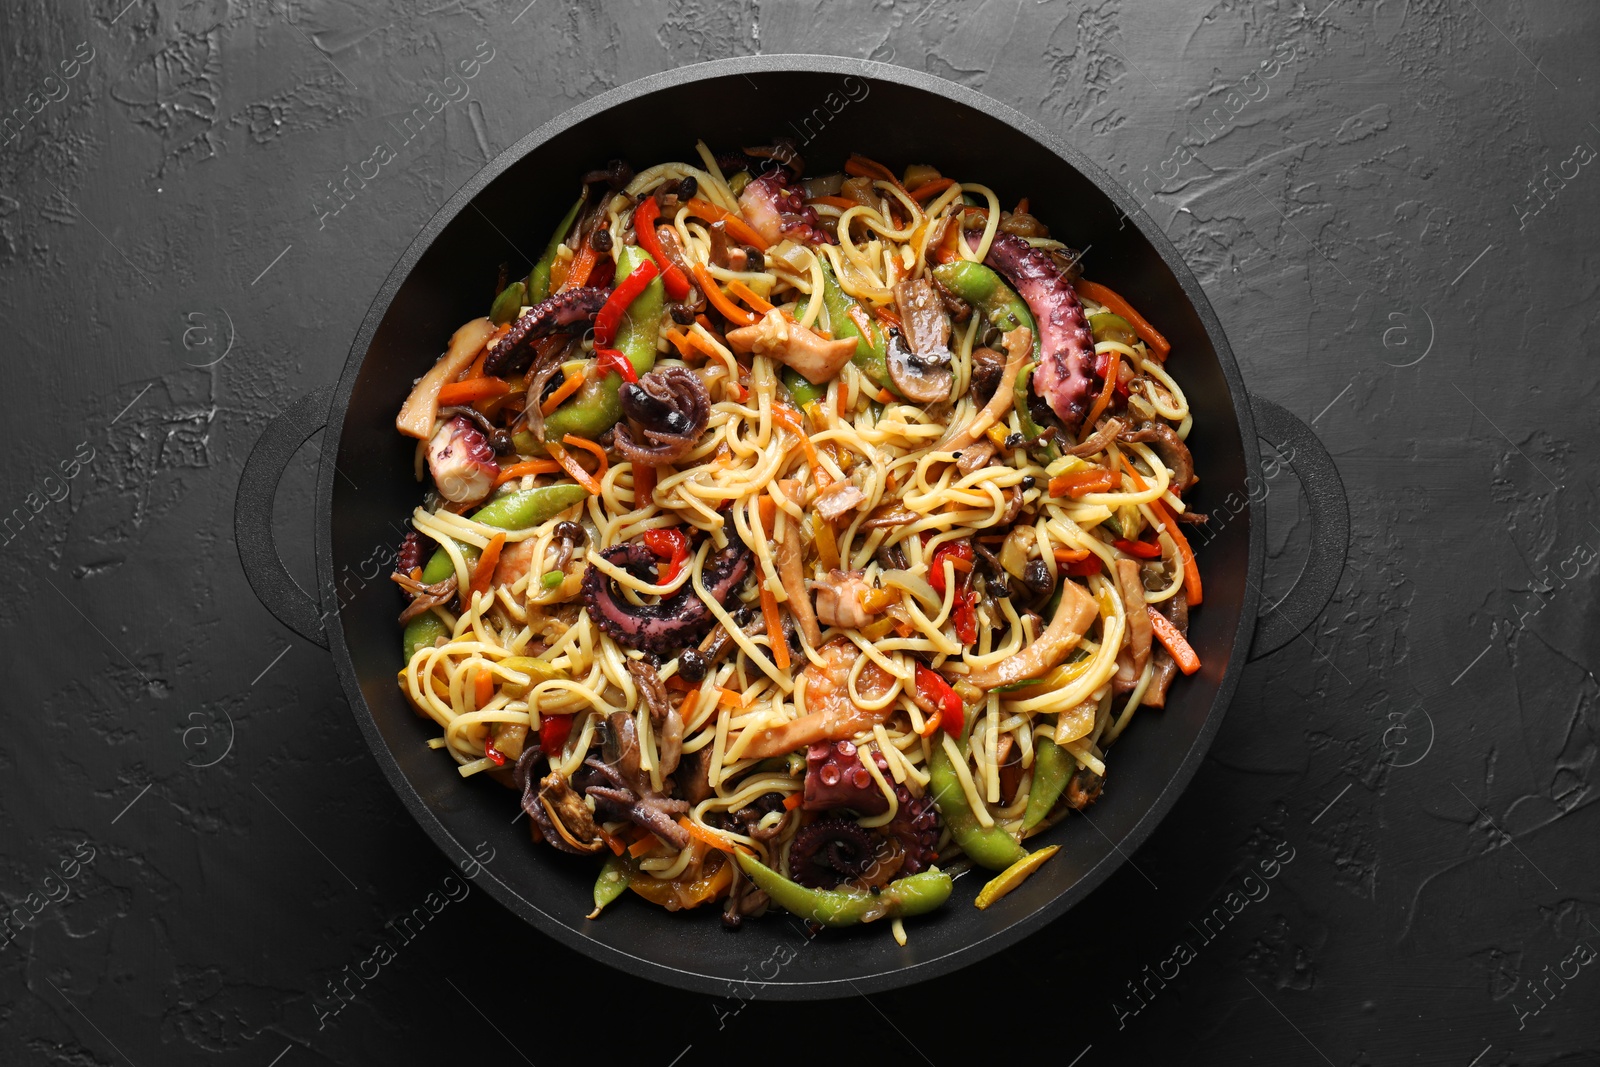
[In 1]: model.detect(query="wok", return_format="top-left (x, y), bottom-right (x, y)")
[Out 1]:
top-left (235, 55), bottom-right (1348, 999)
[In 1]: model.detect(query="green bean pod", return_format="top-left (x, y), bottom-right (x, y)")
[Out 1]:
top-left (819, 258), bottom-right (893, 393)
top-left (541, 245), bottom-right (664, 442)
top-left (402, 482), bottom-right (589, 658)
top-left (734, 852), bottom-right (953, 926)
top-left (1023, 737), bottom-right (1072, 831)
top-left (525, 193), bottom-right (584, 304)
top-left (489, 280), bottom-right (527, 326)
top-left (782, 366), bottom-right (827, 410)
top-left (590, 854), bottom-right (631, 918)
top-left (928, 740), bottom-right (1028, 871)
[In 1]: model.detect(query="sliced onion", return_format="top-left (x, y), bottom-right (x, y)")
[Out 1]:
top-left (881, 570), bottom-right (942, 612)
top-left (803, 172), bottom-right (845, 199)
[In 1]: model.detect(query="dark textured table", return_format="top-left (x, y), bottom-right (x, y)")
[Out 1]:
top-left (4, 2), bottom-right (1597, 1064)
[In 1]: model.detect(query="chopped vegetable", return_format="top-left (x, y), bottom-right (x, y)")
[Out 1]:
top-left (1076, 279), bottom-right (1170, 358)
top-left (1048, 468), bottom-right (1118, 498)
top-left (915, 664), bottom-right (965, 737)
top-left (593, 259), bottom-right (660, 347)
top-left (527, 194), bottom-right (584, 304)
top-left (1118, 453), bottom-right (1202, 605)
top-left (1148, 606), bottom-right (1201, 674)
top-left (436, 376), bottom-right (511, 407)
top-left (692, 263), bottom-right (759, 328)
top-left (974, 845), bottom-right (1059, 909)
top-left (468, 532), bottom-right (507, 601)
top-left (539, 365), bottom-right (586, 416)
top-left (685, 197), bottom-right (768, 249)
top-left (642, 527), bottom-right (691, 584)
top-left (632, 197), bottom-right (692, 300)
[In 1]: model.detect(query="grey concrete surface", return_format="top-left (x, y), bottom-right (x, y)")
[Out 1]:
top-left (1, 1), bottom-right (1596, 1063)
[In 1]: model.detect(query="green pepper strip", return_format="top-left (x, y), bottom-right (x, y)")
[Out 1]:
top-left (589, 853), bottom-right (631, 918)
top-left (931, 260), bottom-right (1055, 446)
top-left (526, 193), bottom-right (584, 305)
top-left (733, 852), bottom-right (953, 926)
top-left (928, 738), bottom-right (1028, 872)
top-left (401, 483), bottom-right (590, 659)
top-left (818, 258), bottom-right (894, 394)
top-left (1023, 737), bottom-right (1072, 831)
top-left (541, 245), bottom-right (664, 443)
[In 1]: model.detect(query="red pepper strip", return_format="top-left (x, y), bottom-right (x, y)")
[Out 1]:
top-left (927, 540), bottom-right (975, 596)
top-left (915, 664), bottom-right (965, 737)
top-left (633, 198), bottom-right (692, 301)
top-left (540, 714), bottom-right (572, 759)
top-left (594, 346), bottom-right (638, 384)
top-left (952, 594), bottom-right (977, 644)
top-left (484, 741), bottom-right (507, 767)
top-left (592, 259), bottom-right (660, 347)
top-left (1063, 555), bottom-right (1103, 577)
top-left (1114, 538), bottom-right (1162, 559)
top-left (643, 527), bottom-right (691, 584)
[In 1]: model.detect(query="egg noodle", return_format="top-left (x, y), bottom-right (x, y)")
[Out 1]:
top-left (394, 141), bottom-right (1203, 935)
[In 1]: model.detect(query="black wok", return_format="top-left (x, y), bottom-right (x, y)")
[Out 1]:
top-left (234, 55), bottom-right (1347, 999)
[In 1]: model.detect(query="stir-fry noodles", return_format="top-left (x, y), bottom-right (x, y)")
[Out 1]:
top-left (394, 141), bottom-right (1204, 936)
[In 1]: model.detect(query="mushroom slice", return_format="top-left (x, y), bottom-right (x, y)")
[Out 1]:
top-left (886, 333), bottom-right (953, 404)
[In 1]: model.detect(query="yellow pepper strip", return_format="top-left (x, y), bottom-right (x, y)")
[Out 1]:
top-left (974, 845), bottom-right (1060, 910)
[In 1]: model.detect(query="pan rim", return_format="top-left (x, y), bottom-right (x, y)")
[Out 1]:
top-left (315, 53), bottom-right (1264, 998)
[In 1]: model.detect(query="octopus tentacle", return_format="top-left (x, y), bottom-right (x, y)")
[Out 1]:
top-left (975, 231), bottom-right (1096, 430)
top-left (581, 540), bottom-right (753, 655)
top-left (482, 286), bottom-right (609, 377)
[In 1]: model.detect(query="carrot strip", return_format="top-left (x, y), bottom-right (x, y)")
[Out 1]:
top-left (633, 462), bottom-right (656, 506)
top-left (561, 434), bottom-right (609, 488)
top-left (663, 328), bottom-right (694, 358)
top-left (909, 177), bottom-right (955, 201)
top-left (685, 197), bottom-right (769, 249)
top-left (917, 707), bottom-right (944, 738)
top-left (1081, 349), bottom-right (1122, 431)
top-left (684, 328), bottom-right (725, 364)
top-left (1054, 547), bottom-right (1091, 564)
top-left (539, 366), bottom-right (585, 415)
top-left (726, 278), bottom-right (775, 316)
top-left (845, 153), bottom-right (909, 196)
top-left (809, 195), bottom-right (863, 210)
top-left (770, 405), bottom-right (818, 471)
top-left (717, 687), bottom-right (748, 709)
top-left (692, 264), bottom-right (759, 327)
top-left (759, 581), bottom-right (791, 671)
top-left (1076, 279), bottom-right (1171, 359)
top-left (474, 667), bottom-right (493, 710)
top-left (1119, 454), bottom-right (1202, 605)
top-left (628, 833), bottom-right (657, 858)
top-left (557, 242), bottom-right (598, 293)
top-left (494, 459), bottom-right (560, 487)
top-left (437, 376), bottom-right (510, 406)
top-left (596, 827), bottom-right (626, 856)
top-left (782, 791), bottom-right (805, 811)
top-left (469, 532), bottom-right (507, 600)
top-left (1048, 468), bottom-right (1118, 498)
top-left (678, 817), bottom-right (748, 854)
top-left (546, 441), bottom-right (603, 495)
top-left (1148, 607), bottom-right (1201, 674)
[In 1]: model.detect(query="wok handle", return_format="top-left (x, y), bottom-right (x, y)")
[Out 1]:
top-left (234, 386), bottom-right (333, 649)
top-left (1246, 394), bottom-right (1349, 661)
